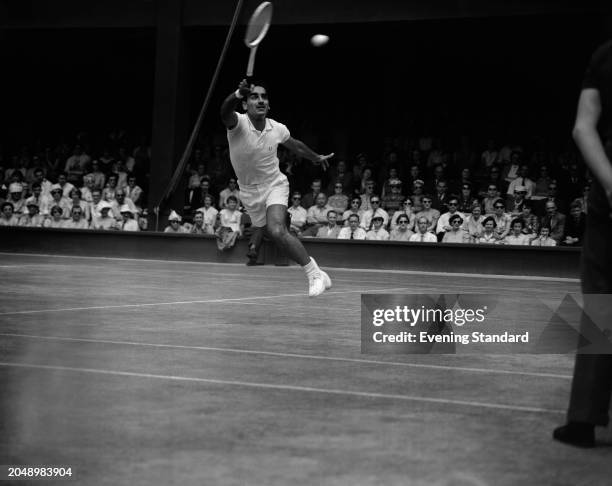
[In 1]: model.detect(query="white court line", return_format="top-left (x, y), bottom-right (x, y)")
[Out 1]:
top-left (0, 286), bottom-right (412, 316)
top-left (0, 252), bottom-right (579, 283)
top-left (0, 332), bottom-right (572, 380)
top-left (0, 361), bottom-right (566, 415)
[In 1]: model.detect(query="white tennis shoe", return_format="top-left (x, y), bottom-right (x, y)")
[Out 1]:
top-left (308, 274), bottom-right (326, 297)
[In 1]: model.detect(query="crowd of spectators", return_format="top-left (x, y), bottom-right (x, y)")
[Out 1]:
top-left (1, 132), bottom-right (589, 248)
top-left (0, 132), bottom-right (150, 231)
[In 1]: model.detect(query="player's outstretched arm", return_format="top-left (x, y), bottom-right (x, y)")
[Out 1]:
top-left (573, 88), bottom-right (612, 212)
top-left (220, 79), bottom-right (252, 129)
top-left (282, 137), bottom-right (334, 170)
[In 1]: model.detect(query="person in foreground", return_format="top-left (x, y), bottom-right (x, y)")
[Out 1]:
top-left (553, 40), bottom-right (612, 448)
top-left (220, 79), bottom-right (334, 297)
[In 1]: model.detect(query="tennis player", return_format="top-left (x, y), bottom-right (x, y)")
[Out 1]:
top-left (220, 79), bottom-right (333, 296)
top-left (553, 40), bottom-right (612, 447)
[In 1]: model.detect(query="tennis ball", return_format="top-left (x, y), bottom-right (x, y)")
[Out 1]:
top-left (310, 34), bottom-right (329, 47)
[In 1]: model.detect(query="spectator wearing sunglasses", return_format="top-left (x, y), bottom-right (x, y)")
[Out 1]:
top-left (287, 192), bottom-right (307, 235)
top-left (389, 214), bottom-right (414, 241)
top-left (342, 196), bottom-right (364, 227)
top-left (361, 196), bottom-right (389, 230)
top-left (365, 216), bottom-right (390, 241)
top-left (442, 214), bottom-right (469, 243)
top-left (506, 164), bottom-right (535, 198)
top-left (436, 197), bottom-right (464, 240)
top-left (389, 197), bottom-right (416, 231)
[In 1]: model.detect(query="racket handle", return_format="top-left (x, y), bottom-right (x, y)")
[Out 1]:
top-left (246, 45), bottom-right (258, 77)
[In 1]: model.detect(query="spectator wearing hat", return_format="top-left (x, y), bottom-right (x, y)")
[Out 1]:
top-left (287, 192), bottom-right (307, 235)
top-left (18, 201), bottom-right (45, 227)
top-left (111, 189), bottom-right (137, 221)
top-left (342, 196), bottom-right (365, 227)
top-left (436, 197), bottom-right (465, 240)
top-left (119, 204), bottom-right (139, 231)
top-left (327, 182), bottom-right (349, 222)
top-left (164, 210), bottom-right (188, 233)
top-left (389, 214), bottom-right (414, 241)
top-left (195, 194), bottom-right (218, 235)
top-left (389, 197), bottom-right (417, 232)
top-left (62, 206), bottom-right (90, 230)
top-left (475, 216), bottom-right (499, 244)
top-left (338, 214), bottom-right (366, 240)
top-left (506, 185), bottom-right (528, 217)
top-left (219, 177), bottom-right (241, 209)
top-left (7, 182), bottom-right (26, 217)
top-left (502, 218), bottom-right (531, 245)
top-left (91, 201), bottom-right (117, 230)
top-left (506, 164), bottom-right (535, 197)
top-left (43, 205), bottom-right (66, 228)
top-left (361, 196), bottom-right (389, 231)
top-left (382, 179), bottom-right (404, 218)
top-left (0, 202), bottom-right (19, 226)
top-left (442, 214), bottom-right (470, 243)
top-left (415, 195), bottom-right (440, 234)
top-left (562, 202), bottom-right (586, 246)
top-left (409, 217), bottom-right (437, 243)
top-left (462, 203), bottom-right (486, 243)
top-left (366, 216), bottom-right (390, 241)
top-left (303, 193), bottom-right (330, 237)
top-left (49, 184), bottom-right (71, 219)
top-left (316, 210), bottom-right (341, 239)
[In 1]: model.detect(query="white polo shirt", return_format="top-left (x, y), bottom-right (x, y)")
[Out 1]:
top-left (227, 112), bottom-right (290, 186)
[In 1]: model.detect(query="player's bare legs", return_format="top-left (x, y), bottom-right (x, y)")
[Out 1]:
top-left (266, 204), bottom-right (331, 296)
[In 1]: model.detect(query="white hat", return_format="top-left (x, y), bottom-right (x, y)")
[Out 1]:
top-left (98, 201), bottom-right (113, 211)
top-left (168, 210), bottom-right (182, 222)
top-left (119, 204), bottom-right (134, 214)
top-left (50, 183), bottom-right (62, 192)
top-left (9, 182), bottom-right (23, 193)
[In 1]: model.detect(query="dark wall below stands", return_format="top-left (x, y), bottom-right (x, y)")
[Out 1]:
top-left (0, 227), bottom-right (580, 279)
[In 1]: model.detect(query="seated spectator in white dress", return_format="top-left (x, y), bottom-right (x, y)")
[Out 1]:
top-left (389, 214), bottom-right (414, 241)
top-left (57, 172), bottom-right (76, 199)
top-left (316, 210), bottom-right (341, 239)
top-left (489, 199), bottom-right (511, 240)
top-left (164, 210), bottom-right (188, 233)
top-left (390, 198), bottom-right (417, 232)
top-left (502, 218), bottom-right (531, 245)
top-left (69, 188), bottom-right (91, 222)
top-left (475, 216), bottom-right (500, 244)
top-left (216, 196), bottom-right (243, 250)
top-left (342, 196), bottom-right (365, 226)
top-left (85, 160), bottom-right (106, 190)
top-left (338, 214), bottom-right (367, 240)
top-left (102, 174), bottom-right (119, 202)
top-left (462, 203), bottom-right (485, 243)
top-left (125, 175), bottom-right (143, 210)
top-left (218, 177), bottom-right (241, 209)
top-left (442, 214), bottom-right (470, 243)
top-left (118, 205), bottom-right (139, 231)
top-left (409, 216), bottom-right (437, 243)
top-left (62, 206), bottom-right (90, 230)
top-left (43, 205), bottom-right (66, 228)
top-left (530, 225), bottom-right (556, 247)
top-left (327, 183), bottom-right (349, 222)
top-left (18, 201), bottom-right (45, 227)
top-left (436, 197), bottom-right (464, 241)
top-left (302, 193), bottom-right (330, 237)
top-left (0, 202), bottom-right (19, 226)
top-left (7, 182), bottom-right (26, 217)
top-left (189, 211), bottom-right (209, 235)
top-left (361, 196), bottom-right (389, 230)
top-left (287, 192), bottom-right (308, 235)
top-left (48, 184), bottom-right (71, 219)
top-left (111, 189), bottom-right (138, 221)
top-left (366, 216), bottom-right (390, 241)
top-left (415, 196), bottom-right (440, 234)
top-left (91, 201), bottom-right (117, 230)
top-left (195, 195), bottom-right (218, 235)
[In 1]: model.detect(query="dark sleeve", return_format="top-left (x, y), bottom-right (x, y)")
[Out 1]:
top-left (582, 40), bottom-right (612, 91)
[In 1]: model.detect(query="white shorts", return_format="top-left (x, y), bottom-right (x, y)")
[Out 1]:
top-left (239, 174), bottom-right (290, 227)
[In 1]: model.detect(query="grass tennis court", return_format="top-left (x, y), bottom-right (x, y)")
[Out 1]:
top-left (1, 252), bottom-right (610, 485)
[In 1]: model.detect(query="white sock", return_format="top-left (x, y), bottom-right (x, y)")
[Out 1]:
top-left (303, 257), bottom-right (320, 278)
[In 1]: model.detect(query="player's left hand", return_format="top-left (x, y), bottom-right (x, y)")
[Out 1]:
top-left (315, 153), bottom-right (334, 171)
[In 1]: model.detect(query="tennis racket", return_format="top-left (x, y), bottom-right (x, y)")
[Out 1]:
top-left (244, 2), bottom-right (273, 77)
